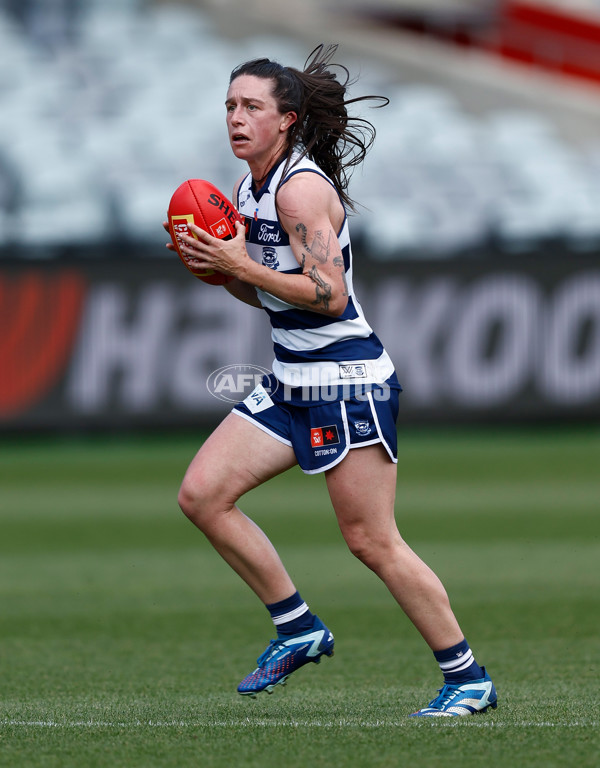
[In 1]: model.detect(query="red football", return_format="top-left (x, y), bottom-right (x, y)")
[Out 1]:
top-left (167, 179), bottom-right (242, 285)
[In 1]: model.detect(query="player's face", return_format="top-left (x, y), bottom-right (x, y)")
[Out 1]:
top-left (226, 75), bottom-right (296, 171)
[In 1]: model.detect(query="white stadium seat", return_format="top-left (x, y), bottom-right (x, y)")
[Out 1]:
top-left (0, 3), bottom-right (598, 255)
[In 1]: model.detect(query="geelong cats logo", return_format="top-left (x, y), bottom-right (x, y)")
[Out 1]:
top-left (261, 247), bottom-right (279, 270)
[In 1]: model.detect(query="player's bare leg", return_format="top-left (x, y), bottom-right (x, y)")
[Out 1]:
top-left (179, 412), bottom-right (335, 696)
top-left (325, 443), bottom-right (464, 651)
top-left (178, 412), bottom-right (298, 604)
top-left (327, 443), bottom-right (497, 716)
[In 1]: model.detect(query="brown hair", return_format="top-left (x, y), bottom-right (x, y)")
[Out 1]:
top-left (229, 44), bottom-right (388, 211)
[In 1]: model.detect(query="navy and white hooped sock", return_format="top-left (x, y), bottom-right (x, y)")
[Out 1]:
top-left (434, 638), bottom-right (485, 684)
top-left (266, 591), bottom-right (315, 638)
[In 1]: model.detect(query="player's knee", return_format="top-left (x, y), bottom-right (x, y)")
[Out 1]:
top-left (340, 522), bottom-right (392, 570)
top-left (177, 479), bottom-right (200, 522)
top-left (177, 472), bottom-right (221, 528)
top-left (341, 524), bottom-right (375, 565)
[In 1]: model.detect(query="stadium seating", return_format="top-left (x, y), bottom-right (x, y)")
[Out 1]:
top-left (0, 0), bottom-right (598, 256)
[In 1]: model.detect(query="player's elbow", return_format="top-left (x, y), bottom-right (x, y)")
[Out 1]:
top-left (327, 293), bottom-right (348, 317)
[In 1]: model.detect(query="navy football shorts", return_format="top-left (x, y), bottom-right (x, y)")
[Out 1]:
top-left (232, 375), bottom-right (400, 474)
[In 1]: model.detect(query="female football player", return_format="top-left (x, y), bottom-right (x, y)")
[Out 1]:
top-left (165, 44), bottom-right (496, 717)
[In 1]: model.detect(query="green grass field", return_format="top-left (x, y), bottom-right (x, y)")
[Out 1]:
top-left (1, 427), bottom-right (599, 767)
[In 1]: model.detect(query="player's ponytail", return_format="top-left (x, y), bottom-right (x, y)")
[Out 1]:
top-left (229, 44), bottom-right (388, 211)
top-left (289, 44), bottom-right (388, 211)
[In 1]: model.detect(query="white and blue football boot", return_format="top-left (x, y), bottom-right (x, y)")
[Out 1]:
top-left (410, 668), bottom-right (497, 717)
top-left (237, 616), bottom-right (334, 697)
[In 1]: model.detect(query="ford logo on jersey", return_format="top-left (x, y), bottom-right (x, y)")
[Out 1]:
top-left (246, 216), bottom-right (289, 246)
top-left (258, 222), bottom-right (282, 243)
top-left (247, 218), bottom-right (289, 246)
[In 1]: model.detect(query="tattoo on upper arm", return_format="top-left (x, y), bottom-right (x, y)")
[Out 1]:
top-left (296, 222), bottom-right (331, 264)
top-left (294, 222), bottom-right (346, 311)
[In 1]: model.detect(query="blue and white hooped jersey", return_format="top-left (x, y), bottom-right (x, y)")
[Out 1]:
top-left (236, 152), bottom-right (396, 405)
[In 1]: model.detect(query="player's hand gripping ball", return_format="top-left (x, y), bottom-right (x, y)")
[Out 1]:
top-left (167, 179), bottom-right (242, 285)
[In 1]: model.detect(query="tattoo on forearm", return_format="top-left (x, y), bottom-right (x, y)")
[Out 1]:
top-left (333, 255), bottom-right (348, 297)
top-left (296, 222), bottom-right (331, 264)
top-left (308, 265), bottom-right (332, 310)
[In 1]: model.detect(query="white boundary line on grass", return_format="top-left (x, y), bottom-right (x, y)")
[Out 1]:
top-left (1, 719), bottom-right (597, 729)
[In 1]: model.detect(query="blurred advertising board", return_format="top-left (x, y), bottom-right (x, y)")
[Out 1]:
top-left (1, 254), bottom-right (599, 431)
